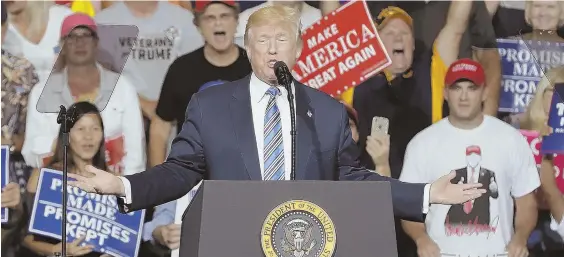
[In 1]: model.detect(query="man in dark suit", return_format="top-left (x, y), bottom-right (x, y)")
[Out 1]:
top-left (69, 3), bottom-right (484, 223)
top-left (446, 145), bottom-right (499, 226)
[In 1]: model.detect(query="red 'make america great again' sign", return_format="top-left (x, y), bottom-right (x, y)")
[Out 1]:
top-left (292, 0), bottom-right (391, 97)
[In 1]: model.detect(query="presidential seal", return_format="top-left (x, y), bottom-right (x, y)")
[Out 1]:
top-left (261, 200), bottom-right (336, 257)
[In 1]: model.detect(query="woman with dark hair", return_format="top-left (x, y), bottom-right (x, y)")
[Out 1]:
top-left (21, 102), bottom-right (111, 257)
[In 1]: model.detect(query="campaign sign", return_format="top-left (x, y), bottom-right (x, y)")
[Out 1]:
top-left (541, 83), bottom-right (564, 155)
top-left (29, 168), bottom-right (145, 257)
top-left (497, 39), bottom-right (564, 113)
top-left (1, 145), bottom-right (9, 223)
top-left (292, 0), bottom-right (391, 97)
top-left (521, 130), bottom-right (564, 193)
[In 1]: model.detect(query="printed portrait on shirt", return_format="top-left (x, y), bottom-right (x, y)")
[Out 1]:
top-left (444, 145), bottom-right (499, 236)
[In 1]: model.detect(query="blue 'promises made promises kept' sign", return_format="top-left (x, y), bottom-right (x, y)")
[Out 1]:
top-left (29, 168), bottom-right (145, 257)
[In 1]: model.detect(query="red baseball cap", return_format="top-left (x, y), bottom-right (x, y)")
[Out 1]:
top-left (193, 0), bottom-right (237, 12)
top-left (60, 13), bottom-right (97, 39)
top-left (444, 58), bottom-right (486, 87)
top-left (466, 145), bottom-right (481, 156)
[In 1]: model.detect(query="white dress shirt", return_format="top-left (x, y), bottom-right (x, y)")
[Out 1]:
top-left (249, 73), bottom-right (294, 180)
top-left (119, 73), bottom-right (430, 214)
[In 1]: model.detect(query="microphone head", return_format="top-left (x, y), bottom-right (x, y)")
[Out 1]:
top-left (274, 61), bottom-right (287, 71)
top-left (273, 61), bottom-right (292, 86)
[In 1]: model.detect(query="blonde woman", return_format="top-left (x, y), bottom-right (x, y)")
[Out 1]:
top-left (521, 66), bottom-right (564, 244)
top-left (521, 0), bottom-right (564, 42)
top-left (3, 1), bottom-right (73, 83)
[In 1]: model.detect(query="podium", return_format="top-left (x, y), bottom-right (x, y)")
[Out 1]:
top-left (180, 180), bottom-right (398, 257)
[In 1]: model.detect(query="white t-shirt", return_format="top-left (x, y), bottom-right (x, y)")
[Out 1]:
top-left (400, 116), bottom-right (540, 256)
top-left (95, 1), bottom-right (204, 101)
top-left (235, 1), bottom-right (322, 47)
top-left (551, 215), bottom-right (564, 240)
top-left (3, 5), bottom-right (73, 83)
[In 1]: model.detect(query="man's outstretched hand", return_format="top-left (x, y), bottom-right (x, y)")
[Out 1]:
top-left (68, 165), bottom-right (125, 196)
top-left (429, 171), bottom-right (486, 205)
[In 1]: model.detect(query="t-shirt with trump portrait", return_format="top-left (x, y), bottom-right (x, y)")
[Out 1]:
top-left (399, 115), bottom-right (540, 256)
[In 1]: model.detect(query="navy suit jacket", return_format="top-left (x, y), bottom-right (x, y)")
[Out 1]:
top-left (122, 75), bottom-right (426, 221)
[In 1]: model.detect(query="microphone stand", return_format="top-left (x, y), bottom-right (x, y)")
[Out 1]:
top-left (56, 105), bottom-right (78, 257)
top-left (284, 82), bottom-right (297, 181)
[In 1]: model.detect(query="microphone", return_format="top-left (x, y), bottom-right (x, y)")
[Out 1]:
top-left (274, 61), bottom-right (297, 181)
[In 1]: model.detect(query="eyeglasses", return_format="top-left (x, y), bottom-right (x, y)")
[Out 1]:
top-left (64, 33), bottom-right (96, 44)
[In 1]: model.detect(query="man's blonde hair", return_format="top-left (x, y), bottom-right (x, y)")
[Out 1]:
top-left (244, 4), bottom-right (303, 46)
top-left (521, 66), bottom-right (564, 131)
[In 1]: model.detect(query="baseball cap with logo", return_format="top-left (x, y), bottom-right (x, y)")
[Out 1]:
top-left (375, 6), bottom-right (413, 30)
top-left (193, 0), bottom-right (237, 12)
top-left (445, 58), bottom-right (486, 87)
top-left (60, 13), bottom-right (97, 39)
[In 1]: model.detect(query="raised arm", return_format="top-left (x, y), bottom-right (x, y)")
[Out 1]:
top-left (435, 0), bottom-right (473, 67)
top-left (470, 1), bottom-right (502, 115)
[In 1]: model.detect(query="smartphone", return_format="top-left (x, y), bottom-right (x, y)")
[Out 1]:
top-left (371, 116), bottom-right (389, 135)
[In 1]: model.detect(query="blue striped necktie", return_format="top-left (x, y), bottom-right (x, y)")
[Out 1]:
top-left (263, 87), bottom-right (285, 180)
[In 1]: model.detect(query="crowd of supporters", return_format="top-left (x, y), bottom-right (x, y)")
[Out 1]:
top-left (1, 1), bottom-right (564, 257)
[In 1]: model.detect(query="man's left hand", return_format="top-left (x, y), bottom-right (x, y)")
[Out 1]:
top-left (429, 171), bottom-right (486, 204)
top-left (506, 237), bottom-right (528, 257)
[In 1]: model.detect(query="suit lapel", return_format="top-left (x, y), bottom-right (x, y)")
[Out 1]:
top-left (230, 76), bottom-right (262, 180)
top-left (294, 83), bottom-right (313, 180)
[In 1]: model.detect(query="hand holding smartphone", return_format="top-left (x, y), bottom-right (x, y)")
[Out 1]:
top-left (371, 116), bottom-right (389, 135)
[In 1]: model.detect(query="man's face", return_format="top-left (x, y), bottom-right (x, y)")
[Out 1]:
top-left (528, 0), bottom-right (562, 31)
top-left (197, 3), bottom-right (238, 52)
top-left (379, 18), bottom-right (414, 74)
top-left (246, 21), bottom-right (301, 84)
top-left (445, 80), bottom-right (485, 121)
top-left (466, 153), bottom-right (481, 168)
top-left (63, 27), bottom-right (97, 66)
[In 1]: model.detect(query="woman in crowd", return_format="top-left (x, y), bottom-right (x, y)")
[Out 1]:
top-left (521, 0), bottom-right (564, 41)
top-left (3, 1), bottom-right (73, 83)
top-left (22, 102), bottom-right (113, 257)
top-left (1, 3), bottom-right (39, 257)
top-left (521, 66), bottom-right (564, 255)
top-left (22, 13), bottom-right (145, 176)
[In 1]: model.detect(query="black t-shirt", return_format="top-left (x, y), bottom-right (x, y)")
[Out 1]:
top-left (155, 46), bottom-right (252, 133)
top-left (353, 52), bottom-right (433, 177)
